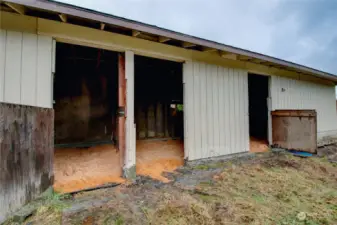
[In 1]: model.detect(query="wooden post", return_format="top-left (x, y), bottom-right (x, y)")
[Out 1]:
top-left (147, 104), bottom-right (156, 137)
top-left (156, 102), bottom-right (164, 137)
top-left (118, 53), bottom-right (126, 169)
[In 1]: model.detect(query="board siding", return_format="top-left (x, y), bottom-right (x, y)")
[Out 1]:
top-left (184, 61), bottom-right (249, 161)
top-left (0, 29), bottom-right (53, 108)
top-left (270, 75), bottom-right (337, 146)
top-left (0, 103), bottom-right (54, 223)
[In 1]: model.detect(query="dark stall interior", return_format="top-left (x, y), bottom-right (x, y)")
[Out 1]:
top-left (248, 74), bottom-right (269, 152)
top-left (134, 56), bottom-right (184, 181)
top-left (134, 56), bottom-right (184, 140)
top-left (54, 43), bottom-right (118, 146)
top-left (53, 43), bottom-right (122, 193)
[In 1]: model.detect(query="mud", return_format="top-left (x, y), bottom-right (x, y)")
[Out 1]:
top-left (54, 145), bottom-right (124, 193)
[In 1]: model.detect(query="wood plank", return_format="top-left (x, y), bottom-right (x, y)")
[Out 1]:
top-left (155, 102), bottom-right (164, 137)
top-left (0, 30), bottom-right (6, 102)
top-left (147, 104), bottom-right (156, 138)
top-left (4, 2), bottom-right (26, 15)
top-left (36, 35), bottom-right (52, 108)
top-left (4, 31), bottom-right (22, 104)
top-left (118, 53), bottom-right (126, 169)
top-left (132, 30), bottom-right (141, 37)
top-left (0, 103), bottom-right (54, 222)
top-left (271, 110), bottom-right (316, 117)
top-left (100, 23), bottom-right (105, 30)
top-left (182, 42), bottom-right (196, 48)
top-left (59, 14), bottom-right (67, 23)
top-left (159, 37), bottom-right (171, 43)
top-left (21, 32), bottom-right (37, 106)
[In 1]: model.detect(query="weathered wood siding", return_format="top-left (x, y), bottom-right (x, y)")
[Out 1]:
top-left (0, 103), bottom-right (54, 223)
top-left (270, 75), bottom-right (337, 146)
top-left (184, 61), bottom-right (249, 160)
top-left (0, 29), bottom-right (53, 108)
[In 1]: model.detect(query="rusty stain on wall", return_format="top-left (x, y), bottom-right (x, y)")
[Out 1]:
top-left (0, 103), bottom-right (54, 222)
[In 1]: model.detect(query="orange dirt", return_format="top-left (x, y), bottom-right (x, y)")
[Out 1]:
top-left (250, 137), bottom-right (269, 153)
top-left (54, 144), bottom-right (124, 193)
top-left (136, 139), bottom-right (184, 182)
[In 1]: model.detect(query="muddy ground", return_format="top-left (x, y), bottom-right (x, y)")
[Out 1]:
top-left (5, 149), bottom-right (337, 225)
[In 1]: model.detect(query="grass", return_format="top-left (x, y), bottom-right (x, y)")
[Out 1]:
top-left (9, 154), bottom-right (337, 225)
top-left (150, 155), bottom-right (337, 225)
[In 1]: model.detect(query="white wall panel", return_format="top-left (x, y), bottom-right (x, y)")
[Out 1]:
top-left (4, 31), bottom-right (22, 104)
top-left (184, 61), bottom-right (249, 160)
top-left (36, 35), bottom-right (53, 108)
top-left (21, 33), bottom-right (38, 106)
top-left (0, 29), bottom-right (53, 108)
top-left (270, 75), bottom-right (337, 146)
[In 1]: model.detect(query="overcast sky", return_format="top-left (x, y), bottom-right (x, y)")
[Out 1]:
top-left (60, 0), bottom-right (337, 75)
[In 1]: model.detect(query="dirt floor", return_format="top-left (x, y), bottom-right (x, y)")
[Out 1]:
top-left (250, 137), bottom-right (269, 153)
top-left (136, 139), bottom-right (184, 182)
top-left (54, 145), bottom-right (124, 193)
top-left (54, 140), bottom-right (184, 193)
top-left (13, 147), bottom-right (337, 225)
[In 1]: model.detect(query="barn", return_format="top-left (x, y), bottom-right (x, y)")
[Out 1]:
top-left (1, 0), bottom-right (337, 221)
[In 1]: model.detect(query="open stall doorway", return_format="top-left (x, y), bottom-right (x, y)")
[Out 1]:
top-left (248, 74), bottom-right (270, 152)
top-left (134, 56), bottom-right (184, 182)
top-left (53, 43), bottom-right (123, 193)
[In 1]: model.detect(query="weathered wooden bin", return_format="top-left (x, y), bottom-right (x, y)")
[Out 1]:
top-left (271, 110), bottom-right (317, 153)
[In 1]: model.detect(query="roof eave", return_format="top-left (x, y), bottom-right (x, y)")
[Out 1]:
top-left (3, 0), bottom-right (337, 82)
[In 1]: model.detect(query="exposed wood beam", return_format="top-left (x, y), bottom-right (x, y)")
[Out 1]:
top-left (159, 36), bottom-right (171, 43)
top-left (182, 42), bottom-right (196, 48)
top-left (220, 52), bottom-right (237, 60)
top-left (132, 30), bottom-right (141, 37)
top-left (100, 23), bottom-right (105, 30)
top-left (238, 55), bottom-right (252, 61)
top-left (4, 2), bottom-right (26, 15)
top-left (202, 47), bottom-right (218, 53)
top-left (59, 14), bottom-right (67, 23)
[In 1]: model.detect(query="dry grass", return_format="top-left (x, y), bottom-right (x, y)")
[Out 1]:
top-left (12, 154), bottom-right (337, 225)
top-left (147, 155), bottom-right (337, 225)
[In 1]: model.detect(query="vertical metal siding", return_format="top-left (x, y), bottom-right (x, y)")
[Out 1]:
top-left (270, 75), bottom-right (337, 145)
top-left (0, 29), bottom-right (53, 108)
top-left (184, 61), bottom-right (249, 160)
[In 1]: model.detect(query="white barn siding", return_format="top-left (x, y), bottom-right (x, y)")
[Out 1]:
top-left (270, 75), bottom-right (337, 146)
top-left (184, 61), bottom-right (249, 161)
top-left (0, 29), bottom-right (53, 108)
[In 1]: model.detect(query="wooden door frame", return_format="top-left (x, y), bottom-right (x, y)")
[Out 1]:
top-left (118, 53), bottom-right (126, 170)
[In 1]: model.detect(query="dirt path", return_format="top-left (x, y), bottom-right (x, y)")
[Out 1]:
top-left (7, 151), bottom-right (337, 225)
